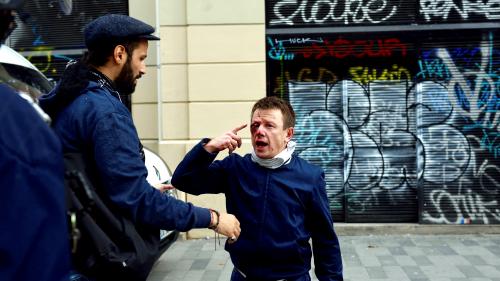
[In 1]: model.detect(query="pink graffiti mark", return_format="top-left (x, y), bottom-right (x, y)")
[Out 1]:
top-left (296, 38), bottom-right (407, 60)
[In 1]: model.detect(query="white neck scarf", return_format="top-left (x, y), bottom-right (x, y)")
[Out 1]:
top-left (251, 141), bottom-right (296, 169)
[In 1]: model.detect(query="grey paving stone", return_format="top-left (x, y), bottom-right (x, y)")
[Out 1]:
top-left (206, 258), bottom-right (228, 270)
top-left (369, 246), bottom-right (392, 256)
top-left (421, 246), bottom-right (440, 255)
top-left (196, 250), bottom-right (214, 259)
top-left (382, 265), bottom-right (409, 280)
top-left (182, 269), bottom-right (204, 281)
top-left (146, 272), bottom-right (167, 281)
top-left (217, 261), bottom-right (234, 281)
top-left (453, 245), bottom-right (481, 256)
top-left (378, 255), bottom-right (398, 266)
top-left (181, 249), bottom-right (200, 259)
top-left (488, 245), bottom-right (500, 255)
top-left (460, 238), bottom-right (479, 246)
top-left (457, 265), bottom-right (484, 278)
top-left (213, 249), bottom-right (229, 259)
top-left (403, 266), bottom-right (427, 279)
top-left (366, 266), bottom-right (387, 279)
top-left (445, 255), bottom-right (474, 266)
top-left (395, 255), bottom-right (418, 266)
top-left (436, 245), bottom-right (459, 255)
top-left (463, 247), bottom-right (498, 260)
top-left (163, 243), bottom-right (188, 257)
top-left (190, 259), bottom-right (210, 270)
top-left (163, 276), bottom-right (183, 281)
top-left (487, 255), bottom-right (500, 266)
top-left (152, 264), bottom-right (185, 280)
top-left (428, 238), bottom-right (446, 246)
top-left (202, 240), bottom-right (219, 251)
top-left (343, 266), bottom-right (369, 280)
top-left (404, 246), bottom-right (426, 256)
top-left (340, 247), bottom-right (355, 257)
top-left (408, 278), bottom-right (428, 281)
top-left (148, 235), bottom-right (500, 281)
top-left (201, 270), bottom-right (222, 281)
top-left (427, 255), bottom-right (454, 267)
top-left (344, 254), bottom-right (362, 266)
top-left (388, 246), bottom-right (407, 255)
top-left (420, 265), bottom-right (465, 278)
top-left (476, 265), bottom-right (500, 278)
top-left (463, 255), bottom-right (488, 266)
top-left (399, 237), bottom-right (417, 247)
top-left (411, 255), bottom-right (433, 266)
top-left (358, 254), bottom-right (382, 266)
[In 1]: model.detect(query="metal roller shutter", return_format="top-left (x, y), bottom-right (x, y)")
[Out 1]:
top-left (7, 0), bottom-right (129, 81)
top-left (266, 0), bottom-right (500, 223)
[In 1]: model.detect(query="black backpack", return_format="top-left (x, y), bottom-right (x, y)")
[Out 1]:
top-left (64, 152), bottom-right (160, 281)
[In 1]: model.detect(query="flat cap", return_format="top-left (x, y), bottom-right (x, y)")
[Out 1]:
top-left (84, 14), bottom-right (160, 48)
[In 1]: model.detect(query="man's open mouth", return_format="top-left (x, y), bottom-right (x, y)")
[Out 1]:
top-left (255, 140), bottom-right (268, 147)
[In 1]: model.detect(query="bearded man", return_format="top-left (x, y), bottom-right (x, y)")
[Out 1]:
top-left (39, 14), bottom-right (240, 279)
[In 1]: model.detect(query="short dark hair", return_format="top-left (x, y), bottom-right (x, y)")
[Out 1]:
top-left (83, 39), bottom-right (141, 67)
top-left (251, 96), bottom-right (295, 129)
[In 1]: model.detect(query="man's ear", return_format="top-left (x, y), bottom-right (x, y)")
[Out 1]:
top-left (112, 45), bottom-right (127, 65)
top-left (285, 127), bottom-right (294, 142)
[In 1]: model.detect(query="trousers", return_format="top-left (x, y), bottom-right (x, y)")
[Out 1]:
top-left (230, 268), bottom-right (311, 281)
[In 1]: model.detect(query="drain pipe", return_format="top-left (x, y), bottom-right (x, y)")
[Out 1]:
top-left (155, 0), bottom-right (162, 145)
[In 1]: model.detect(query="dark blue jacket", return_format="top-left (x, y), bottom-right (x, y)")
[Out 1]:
top-left (0, 84), bottom-right (70, 281)
top-left (172, 140), bottom-right (343, 281)
top-left (39, 80), bottom-right (211, 231)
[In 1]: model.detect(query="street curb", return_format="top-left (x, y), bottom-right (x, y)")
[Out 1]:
top-left (334, 223), bottom-right (500, 235)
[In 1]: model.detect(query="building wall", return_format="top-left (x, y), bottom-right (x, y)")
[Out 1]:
top-left (10, 0), bottom-right (497, 237)
top-left (12, 0), bottom-right (497, 232)
top-left (130, 0), bottom-right (266, 238)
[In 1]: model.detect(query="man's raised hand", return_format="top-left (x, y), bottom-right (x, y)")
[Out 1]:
top-left (204, 124), bottom-right (247, 153)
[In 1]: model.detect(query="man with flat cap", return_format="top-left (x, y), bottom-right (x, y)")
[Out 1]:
top-left (40, 14), bottom-right (241, 280)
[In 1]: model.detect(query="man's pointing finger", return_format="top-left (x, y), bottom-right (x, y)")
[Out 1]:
top-left (232, 124), bottom-right (247, 134)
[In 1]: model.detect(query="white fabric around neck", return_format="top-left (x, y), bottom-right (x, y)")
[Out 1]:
top-left (251, 141), bottom-right (296, 169)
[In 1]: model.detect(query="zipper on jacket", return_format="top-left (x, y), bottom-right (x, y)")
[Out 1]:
top-left (257, 170), bottom-right (270, 247)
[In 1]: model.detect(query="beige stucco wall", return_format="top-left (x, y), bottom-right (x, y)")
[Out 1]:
top-left (129, 0), bottom-right (266, 239)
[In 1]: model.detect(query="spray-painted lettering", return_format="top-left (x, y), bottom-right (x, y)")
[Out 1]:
top-left (350, 64), bottom-right (411, 84)
top-left (420, 0), bottom-right (500, 21)
top-left (270, 0), bottom-right (398, 25)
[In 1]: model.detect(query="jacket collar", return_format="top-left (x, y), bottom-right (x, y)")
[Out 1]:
top-left (88, 68), bottom-right (122, 102)
top-left (39, 60), bottom-right (123, 120)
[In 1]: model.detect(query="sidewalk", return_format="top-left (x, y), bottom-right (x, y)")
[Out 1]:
top-left (147, 234), bottom-right (500, 281)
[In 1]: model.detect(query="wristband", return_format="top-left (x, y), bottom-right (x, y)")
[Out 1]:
top-left (208, 209), bottom-right (220, 230)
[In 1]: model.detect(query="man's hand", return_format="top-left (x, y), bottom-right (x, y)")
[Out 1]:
top-left (215, 213), bottom-right (241, 242)
top-left (152, 183), bottom-right (174, 192)
top-left (204, 124), bottom-right (247, 154)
